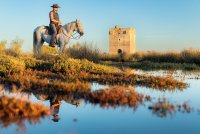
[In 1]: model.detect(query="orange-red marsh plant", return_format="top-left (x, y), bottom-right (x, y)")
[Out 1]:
top-left (1, 70), bottom-right (91, 94)
top-left (81, 73), bottom-right (188, 91)
top-left (148, 98), bottom-right (192, 118)
top-left (84, 87), bottom-right (151, 109)
top-left (0, 95), bottom-right (50, 128)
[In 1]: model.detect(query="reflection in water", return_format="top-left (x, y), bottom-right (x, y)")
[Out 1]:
top-left (84, 86), bottom-right (152, 109)
top-left (0, 70), bottom-right (200, 134)
top-left (0, 95), bottom-right (50, 133)
top-left (136, 70), bottom-right (200, 80)
top-left (148, 97), bottom-right (192, 118)
top-left (50, 95), bottom-right (61, 122)
top-left (32, 92), bottom-right (82, 123)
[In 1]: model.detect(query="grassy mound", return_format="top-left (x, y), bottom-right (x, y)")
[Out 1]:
top-left (52, 56), bottom-right (120, 74)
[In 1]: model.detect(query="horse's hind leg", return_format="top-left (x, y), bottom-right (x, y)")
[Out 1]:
top-left (37, 41), bottom-right (44, 55)
top-left (33, 31), bottom-right (38, 55)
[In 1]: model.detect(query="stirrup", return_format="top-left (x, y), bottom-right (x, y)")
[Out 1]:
top-left (49, 44), bottom-right (55, 47)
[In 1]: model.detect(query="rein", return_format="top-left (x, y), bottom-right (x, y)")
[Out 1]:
top-left (62, 30), bottom-right (81, 40)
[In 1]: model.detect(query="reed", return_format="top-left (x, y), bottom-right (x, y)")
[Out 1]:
top-left (65, 42), bottom-right (101, 63)
top-left (134, 49), bottom-right (200, 65)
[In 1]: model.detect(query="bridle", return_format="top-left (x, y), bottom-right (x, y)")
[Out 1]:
top-left (63, 21), bottom-right (82, 40)
top-left (71, 31), bottom-right (81, 40)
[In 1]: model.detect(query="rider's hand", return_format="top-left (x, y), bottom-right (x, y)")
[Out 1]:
top-left (58, 21), bottom-right (61, 26)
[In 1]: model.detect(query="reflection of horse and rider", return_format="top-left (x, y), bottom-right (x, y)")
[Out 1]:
top-left (33, 4), bottom-right (84, 54)
top-left (33, 92), bottom-right (81, 122)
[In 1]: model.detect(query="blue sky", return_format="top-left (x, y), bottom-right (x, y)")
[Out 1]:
top-left (0, 0), bottom-right (200, 52)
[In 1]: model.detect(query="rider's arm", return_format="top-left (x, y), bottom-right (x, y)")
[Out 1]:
top-left (49, 11), bottom-right (59, 24)
top-left (57, 15), bottom-right (61, 26)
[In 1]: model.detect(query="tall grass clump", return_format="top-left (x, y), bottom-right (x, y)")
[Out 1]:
top-left (65, 42), bottom-right (101, 63)
top-left (5, 38), bottom-right (23, 57)
top-left (181, 49), bottom-right (200, 65)
top-left (0, 40), bottom-right (7, 51)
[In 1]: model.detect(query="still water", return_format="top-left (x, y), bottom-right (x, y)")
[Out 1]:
top-left (1, 70), bottom-right (200, 134)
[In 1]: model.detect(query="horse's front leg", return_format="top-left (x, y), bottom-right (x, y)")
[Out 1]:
top-left (59, 39), bottom-right (68, 54)
top-left (59, 43), bottom-right (66, 54)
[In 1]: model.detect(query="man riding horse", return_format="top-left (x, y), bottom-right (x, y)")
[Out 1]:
top-left (49, 4), bottom-right (61, 47)
top-left (33, 4), bottom-right (84, 54)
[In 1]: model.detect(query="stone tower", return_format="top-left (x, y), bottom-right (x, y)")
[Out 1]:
top-left (109, 26), bottom-right (136, 54)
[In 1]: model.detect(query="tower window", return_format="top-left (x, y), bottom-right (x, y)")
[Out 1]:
top-left (123, 31), bottom-right (126, 34)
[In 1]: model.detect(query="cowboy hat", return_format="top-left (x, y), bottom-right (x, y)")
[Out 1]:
top-left (51, 4), bottom-right (60, 8)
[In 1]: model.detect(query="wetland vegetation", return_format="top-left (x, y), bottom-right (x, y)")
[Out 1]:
top-left (0, 40), bottom-right (200, 133)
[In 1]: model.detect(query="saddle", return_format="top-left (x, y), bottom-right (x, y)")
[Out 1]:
top-left (44, 26), bottom-right (63, 35)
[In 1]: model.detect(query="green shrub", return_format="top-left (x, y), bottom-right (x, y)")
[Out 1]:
top-left (21, 56), bottom-right (53, 71)
top-left (0, 54), bottom-right (25, 76)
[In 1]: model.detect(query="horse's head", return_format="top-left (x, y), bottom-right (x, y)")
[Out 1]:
top-left (75, 19), bottom-right (84, 36)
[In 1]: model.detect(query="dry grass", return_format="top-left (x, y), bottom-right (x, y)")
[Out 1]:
top-left (101, 49), bottom-right (200, 70)
top-left (0, 40), bottom-right (6, 51)
top-left (65, 42), bottom-right (101, 63)
top-left (134, 49), bottom-right (200, 65)
top-left (100, 52), bottom-right (134, 62)
top-left (4, 38), bottom-right (23, 57)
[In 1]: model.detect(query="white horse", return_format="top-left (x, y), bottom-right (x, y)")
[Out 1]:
top-left (33, 20), bottom-right (84, 54)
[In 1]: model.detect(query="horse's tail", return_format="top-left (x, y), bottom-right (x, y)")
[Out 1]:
top-left (33, 30), bottom-right (37, 54)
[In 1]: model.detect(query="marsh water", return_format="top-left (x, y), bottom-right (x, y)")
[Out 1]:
top-left (1, 70), bottom-right (200, 134)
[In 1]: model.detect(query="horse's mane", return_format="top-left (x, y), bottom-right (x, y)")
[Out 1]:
top-left (63, 21), bottom-right (76, 32)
